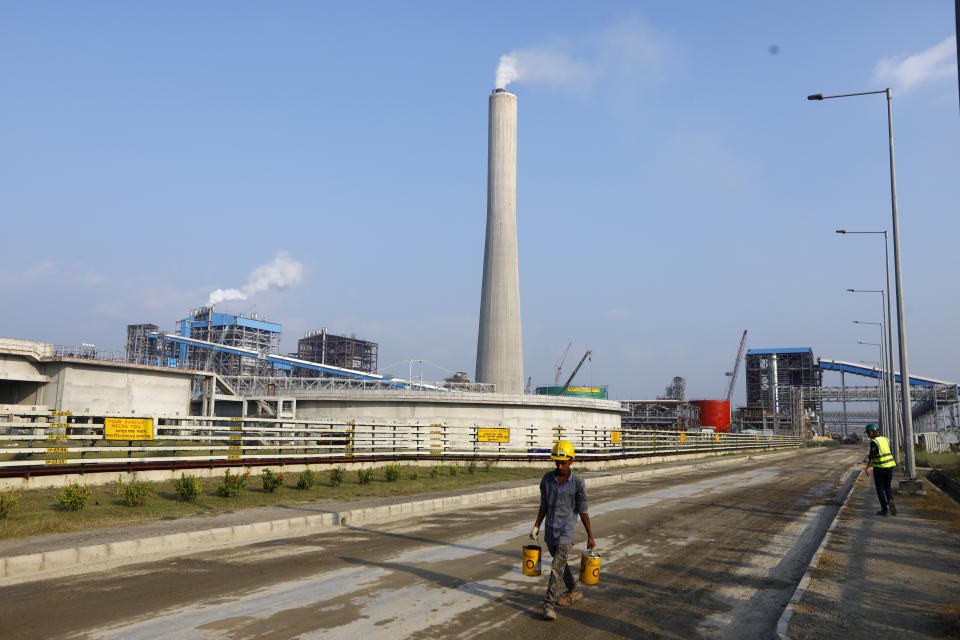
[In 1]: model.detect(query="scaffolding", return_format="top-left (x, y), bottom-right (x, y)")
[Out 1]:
top-left (744, 348), bottom-right (823, 432)
top-left (621, 400), bottom-right (700, 431)
top-left (295, 328), bottom-right (378, 376)
top-left (125, 324), bottom-right (160, 365)
top-left (657, 376), bottom-right (686, 401)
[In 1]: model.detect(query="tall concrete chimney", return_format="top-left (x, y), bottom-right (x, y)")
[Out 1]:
top-left (476, 88), bottom-right (523, 394)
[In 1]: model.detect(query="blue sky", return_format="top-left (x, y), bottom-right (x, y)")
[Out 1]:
top-left (1, 2), bottom-right (957, 402)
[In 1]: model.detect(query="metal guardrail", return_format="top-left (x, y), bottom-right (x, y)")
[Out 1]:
top-left (0, 410), bottom-right (802, 473)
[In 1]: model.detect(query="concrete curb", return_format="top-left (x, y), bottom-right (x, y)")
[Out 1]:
top-left (775, 464), bottom-right (863, 640)
top-left (0, 450), bottom-right (796, 586)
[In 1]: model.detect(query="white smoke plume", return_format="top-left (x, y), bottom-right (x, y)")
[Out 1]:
top-left (874, 36), bottom-right (957, 91)
top-left (207, 251), bottom-right (304, 306)
top-left (493, 19), bottom-right (667, 92)
top-left (495, 49), bottom-right (590, 90)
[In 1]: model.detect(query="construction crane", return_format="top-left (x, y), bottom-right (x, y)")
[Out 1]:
top-left (560, 350), bottom-right (592, 396)
top-left (725, 330), bottom-right (748, 403)
top-left (553, 342), bottom-right (572, 386)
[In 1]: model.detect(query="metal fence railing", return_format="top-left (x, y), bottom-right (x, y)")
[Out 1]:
top-left (0, 409), bottom-right (802, 473)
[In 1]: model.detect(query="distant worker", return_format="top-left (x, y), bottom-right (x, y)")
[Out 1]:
top-left (530, 440), bottom-right (596, 621)
top-left (864, 423), bottom-right (897, 516)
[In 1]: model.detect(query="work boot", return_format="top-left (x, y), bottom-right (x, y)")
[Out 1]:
top-left (557, 590), bottom-right (583, 606)
top-left (543, 603), bottom-right (557, 621)
top-left (876, 509), bottom-right (889, 516)
top-left (888, 500), bottom-right (897, 516)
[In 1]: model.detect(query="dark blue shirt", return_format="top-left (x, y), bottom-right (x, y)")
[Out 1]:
top-left (539, 470), bottom-right (588, 545)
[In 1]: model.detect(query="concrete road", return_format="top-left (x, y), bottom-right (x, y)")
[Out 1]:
top-left (0, 448), bottom-right (860, 640)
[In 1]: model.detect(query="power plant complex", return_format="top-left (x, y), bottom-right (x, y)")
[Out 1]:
top-left (1, 86), bottom-right (958, 472)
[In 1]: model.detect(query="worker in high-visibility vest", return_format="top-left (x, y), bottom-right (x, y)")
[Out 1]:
top-left (864, 423), bottom-right (897, 516)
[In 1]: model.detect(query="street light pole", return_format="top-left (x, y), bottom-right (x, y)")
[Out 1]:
top-left (857, 339), bottom-right (885, 436)
top-left (810, 89), bottom-right (916, 478)
top-left (855, 324), bottom-right (891, 455)
top-left (838, 231), bottom-right (899, 463)
top-left (850, 291), bottom-right (899, 462)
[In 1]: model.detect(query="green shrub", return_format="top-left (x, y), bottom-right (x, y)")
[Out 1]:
top-left (448, 465), bottom-right (458, 476)
top-left (173, 473), bottom-right (203, 501)
top-left (430, 465), bottom-right (440, 479)
top-left (467, 460), bottom-right (477, 474)
top-left (261, 469), bottom-right (284, 493)
top-left (58, 483), bottom-right (91, 511)
top-left (122, 481), bottom-right (151, 507)
top-left (483, 460), bottom-right (494, 473)
top-left (383, 465), bottom-right (401, 482)
top-left (297, 469), bottom-right (317, 490)
top-left (0, 490), bottom-right (20, 519)
top-left (408, 470), bottom-right (419, 480)
top-left (357, 469), bottom-right (374, 485)
top-left (330, 467), bottom-right (345, 487)
top-left (216, 469), bottom-right (250, 497)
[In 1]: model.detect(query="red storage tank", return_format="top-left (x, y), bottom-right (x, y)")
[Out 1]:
top-left (691, 400), bottom-right (731, 432)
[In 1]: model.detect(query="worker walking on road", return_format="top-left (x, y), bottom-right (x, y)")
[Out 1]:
top-left (865, 423), bottom-right (897, 516)
top-left (530, 440), bottom-right (596, 621)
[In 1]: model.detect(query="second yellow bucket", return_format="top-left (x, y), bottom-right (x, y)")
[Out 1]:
top-left (522, 545), bottom-right (541, 576)
top-left (579, 550), bottom-right (601, 585)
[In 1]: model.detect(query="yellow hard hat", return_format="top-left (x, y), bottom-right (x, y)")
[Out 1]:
top-left (550, 440), bottom-right (575, 461)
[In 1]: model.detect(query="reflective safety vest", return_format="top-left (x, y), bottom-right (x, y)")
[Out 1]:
top-left (872, 436), bottom-right (896, 468)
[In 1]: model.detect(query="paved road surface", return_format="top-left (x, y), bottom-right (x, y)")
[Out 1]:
top-left (0, 448), bottom-right (860, 640)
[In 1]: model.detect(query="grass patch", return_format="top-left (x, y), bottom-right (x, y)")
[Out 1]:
top-left (0, 465), bottom-right (546, 541)
top-left (906, 486), bottom-right (960, 528)
top-left (916, 451), bottom-right (960, 479)
top-left (814, 550), bottom-right (844, 573)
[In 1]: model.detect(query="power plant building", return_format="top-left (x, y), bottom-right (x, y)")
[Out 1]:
top-left (125, 323), bottom-right (161, 365)
top-left (744, 347), bottom-right (823, 429)
top-left (177, 307), bottom-right (282, 377)
top-left (295, 329), bottom-right (378, 376)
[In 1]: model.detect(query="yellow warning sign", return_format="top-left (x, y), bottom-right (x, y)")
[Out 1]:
top-left (680, 433), bottom-right (686, 443)
top-left (478, 428), bottom-right (509, 443)
top-left (104, 418), bottom-right (154, 441)
top-left (610, 431), bottom-right (621, 444)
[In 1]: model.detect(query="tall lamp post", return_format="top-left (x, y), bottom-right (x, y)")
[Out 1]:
top-left (855, 325), bottom-right (893, 459)
top-left (808, 89), bottom-right (916, 479)
top-left (850, 291), bottom-right (899, 462)
top-left (856, 339), bottom-right (885, 433)
top-left (837, 230), bottom-right (899, 458)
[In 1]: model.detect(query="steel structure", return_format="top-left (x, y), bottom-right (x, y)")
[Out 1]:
top-left (296, 329), bottom-right (378, 376)
top-left (621, 400), bottom-right (699, 431)
top-left (125, 324), bottom-right (160, 365)
top-left (176, 307), bottom-right (281, 377)
top-left (658, 377), bottom-right (686, 402)
top-left (223, 375), bottom-right (495, 395)
top-left (744, 348), bottom-right (822, 430)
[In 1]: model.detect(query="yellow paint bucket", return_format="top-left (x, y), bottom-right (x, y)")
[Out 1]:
top-left (579, 550), bottom-right (601, 585)
top-left (522, 545), bottom-right (542, 576)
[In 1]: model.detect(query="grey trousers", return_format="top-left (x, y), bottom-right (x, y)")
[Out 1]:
top-left (544, 542), bottom-right (577, 604)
